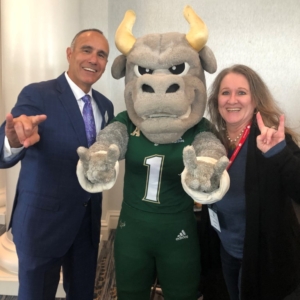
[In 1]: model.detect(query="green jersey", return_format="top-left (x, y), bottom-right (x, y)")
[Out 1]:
top-left (113, 111), bottom-right (212, 214)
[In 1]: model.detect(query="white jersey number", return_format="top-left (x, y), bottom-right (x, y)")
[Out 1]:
top-left (143, 155), bottom-right (164, 203)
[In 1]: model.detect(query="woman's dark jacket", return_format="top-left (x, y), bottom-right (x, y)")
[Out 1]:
top-left (201, 121), bottom-right (300, 300)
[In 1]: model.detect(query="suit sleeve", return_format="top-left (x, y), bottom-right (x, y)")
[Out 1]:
top-left (0, 84), bottom-right (44, 168)
top-left (0, 128), bottom-right (26, 168)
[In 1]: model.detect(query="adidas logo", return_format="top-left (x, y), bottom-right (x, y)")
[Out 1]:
top-left (175, 230), bottom-right (188, 241)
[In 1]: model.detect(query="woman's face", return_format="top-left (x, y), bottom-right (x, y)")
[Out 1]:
top-left (218, 72), bottom-right (256, 129)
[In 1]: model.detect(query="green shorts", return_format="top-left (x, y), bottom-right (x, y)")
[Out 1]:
top-left (114, 202), bottom-right (201, 300)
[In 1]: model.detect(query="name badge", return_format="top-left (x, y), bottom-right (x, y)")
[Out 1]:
top-left (208, 207), bottom-right (221, 232)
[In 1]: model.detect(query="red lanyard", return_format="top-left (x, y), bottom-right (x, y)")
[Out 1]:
top-left (226, 124), bottom-right (251, 170)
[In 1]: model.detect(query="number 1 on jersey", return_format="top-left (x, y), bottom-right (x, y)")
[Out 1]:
top-left (143, 155), bottom-right (164, 203)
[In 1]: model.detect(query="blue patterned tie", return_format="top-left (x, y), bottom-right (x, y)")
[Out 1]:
top-left (81, 94), bottom-right (96, 147)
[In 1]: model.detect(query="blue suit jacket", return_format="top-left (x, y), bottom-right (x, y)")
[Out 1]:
top-left (0, 73), bottom-right (114, 257)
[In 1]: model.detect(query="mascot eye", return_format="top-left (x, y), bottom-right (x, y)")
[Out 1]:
top-left (169, 62), bottom-right (190, 76)
top-left (134, 65), bottom-right (154, 77)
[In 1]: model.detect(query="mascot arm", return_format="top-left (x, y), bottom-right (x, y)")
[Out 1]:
top-left (182, 132), bottom-right (230, 204)
top-left (76, 122), bottom-right (129, 193)
top-left (95, 121), bottom-right (128, 160)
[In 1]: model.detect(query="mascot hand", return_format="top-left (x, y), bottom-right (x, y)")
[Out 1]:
top-left (182, 146), bottom-right (229, 204)
top-left (76, 144), bottom-right (120, 193)
top-left (183, 146), bottom-right (228, 192)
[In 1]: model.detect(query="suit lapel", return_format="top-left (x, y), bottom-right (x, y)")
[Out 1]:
top-left (55, 74), bottom-right (88, 147)
top-left (92, 91), bottom-right (108, 129)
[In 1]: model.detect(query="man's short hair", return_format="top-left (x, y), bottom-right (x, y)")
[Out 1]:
top-left (70, 29), bottom-right (104, 49)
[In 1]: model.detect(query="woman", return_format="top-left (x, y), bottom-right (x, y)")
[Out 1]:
top-left (206, 64), bottom-right (300, 300)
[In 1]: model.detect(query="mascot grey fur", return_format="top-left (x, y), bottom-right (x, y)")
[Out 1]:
top-left (77, 6), bottom-right (230, 300)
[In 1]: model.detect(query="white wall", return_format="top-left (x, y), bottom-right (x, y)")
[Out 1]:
top-left (1, 0), bottom-right (300, 227)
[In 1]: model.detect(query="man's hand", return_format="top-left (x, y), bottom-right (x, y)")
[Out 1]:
top-left (5, 113), bottom-right (47, 148)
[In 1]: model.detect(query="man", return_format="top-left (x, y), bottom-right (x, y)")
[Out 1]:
top-left (0, 29), bottom-right (114, 300)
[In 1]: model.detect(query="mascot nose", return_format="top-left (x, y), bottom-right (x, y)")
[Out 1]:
top-left (142, 84), bottom-right (155, 93)
top-left (166, 84), bottom-right (179, 93)
top-left (142, 83), bottom-right (180, 94)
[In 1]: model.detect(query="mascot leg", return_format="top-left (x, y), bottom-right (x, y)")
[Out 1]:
top-left (114, 203), bottom-right (201, 300)
top-left (155, 210), bottom-right (201, 300)
top-left (114, 204), bottom-right (156, 300)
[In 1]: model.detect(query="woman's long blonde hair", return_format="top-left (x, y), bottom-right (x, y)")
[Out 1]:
top-left (207, 64), bottom-right (298, 148)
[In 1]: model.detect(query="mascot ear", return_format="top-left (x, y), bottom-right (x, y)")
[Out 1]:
top-left (199, 46), bottom-right (217, 74)
top-left (111, 54), bottom-right (127, 79)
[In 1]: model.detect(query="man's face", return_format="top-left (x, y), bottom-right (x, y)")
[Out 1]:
top-left (66, 31), bottom-right (109, 93)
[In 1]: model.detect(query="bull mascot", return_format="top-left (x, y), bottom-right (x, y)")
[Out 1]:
top-left (77, 6), bottom-right (229, 300)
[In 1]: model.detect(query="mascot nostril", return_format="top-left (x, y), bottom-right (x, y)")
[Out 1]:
top-left (142, 84), bottom-right (155, 93)
top-left (77, 5), bottom-right (230, 299)
top-left (166, 83), bottom-right (180, 93)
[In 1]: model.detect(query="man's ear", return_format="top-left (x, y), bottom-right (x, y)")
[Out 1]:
top-left (66, 47), bottom-right (72, 62)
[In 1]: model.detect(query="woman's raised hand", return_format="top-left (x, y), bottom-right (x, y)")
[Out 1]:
top-left (256, 112), bottom-right (285, 153)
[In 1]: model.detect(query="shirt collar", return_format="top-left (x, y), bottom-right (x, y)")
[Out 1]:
top-left (64, 72), bottom-right (92, 101)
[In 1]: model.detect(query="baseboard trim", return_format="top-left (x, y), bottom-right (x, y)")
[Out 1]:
top-left (101, 210), bottom-right (120, 241)
top-left (0, 206), bottom-right (5, 225)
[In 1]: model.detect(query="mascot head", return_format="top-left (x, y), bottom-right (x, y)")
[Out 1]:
top-left (111, 6), bottom-right (217, 144)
